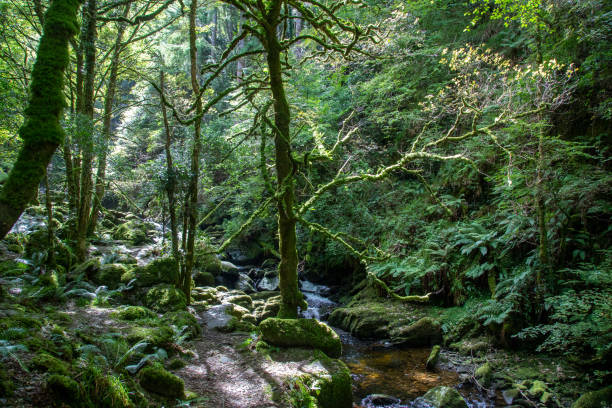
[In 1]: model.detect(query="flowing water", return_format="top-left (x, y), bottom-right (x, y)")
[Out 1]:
top-left (300, 280), bottom-right (494, 408)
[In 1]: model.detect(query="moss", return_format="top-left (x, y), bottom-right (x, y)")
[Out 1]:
top-left (145, 284), bottom-right (186, 312)
top-left (112, 306), bottom-right (156, 321)
top-left (571, 386), bottom-right (612, 408)
top-left (122, 257), bottom-right (179, 288)
top-left (475, 362), bottom-right (493, 387)
top-left (528, 380), bottom-right (548, 398)
top-left (221, 317), bottom-right (256, 333)
top-left (426, 345), bottom-right (441, 371)
top-left (421, 386), bottom-right (468, 408)
top-left (449, 337), bottom-right (490, 355)
top-left (194, 242), bottom-right (222, 274)
top-left (389, 317), bottom-right (443, 347)
top-left (224, 294), bottom-right (253, 310)
top-left (0, 363), bottom-right (14, 397)
top-left (161, 310), bottom-right (201, 339)
top-left (95, 263), bottom-right (128, 289)
top-left (46, 374), bottom-right (82, 407)
top-left (138, 363), bottom-right (185, 399)
top-left (191, 287), bottom-right (219, 302)
top-left (314, 355), bottom-right (352, 408)
top-left (167, 357), bottom-right (186, 370)
top-left (126, 326), bottom-right (173, 348)
top-left (0, 260), bottom-right (29, 277)
top-left (112, 220), bottom-right (152, 246)
top-left (31, 352), bottom-right (70, 375)
top-left (193, 270), bottom-right (215, 287)
top-left (71, 258), bottom-right (100, 280)
top-left (260, 318), bottom-right (342, 358)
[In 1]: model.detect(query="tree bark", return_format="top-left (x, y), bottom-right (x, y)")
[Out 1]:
top-left (44, 167), bottom-right (56, 267)
top-left (0, 0), bottom-right (81, 239)
top-left (182, 0), bottom-right (203, 304)
top-left (88, 3), bottom-right (130, 236)
top-left (160, 68), bottom-right (179, 259)
top-left (264, 1), bottom-right (306, 318)
top-left (75, 0), bottom-right (97, 261)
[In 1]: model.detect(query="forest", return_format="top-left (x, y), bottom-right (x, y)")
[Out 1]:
top-left (0, 0), bottom-right (610, 407)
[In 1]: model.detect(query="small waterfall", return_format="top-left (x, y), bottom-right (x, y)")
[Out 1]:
top-left (300, 280), bottom-right (336, 321)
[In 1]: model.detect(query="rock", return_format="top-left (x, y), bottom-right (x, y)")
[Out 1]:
top-left (223, 294), bottom-right (253, 310)
top-left (362, 394), bottom-right (401, 406)
top-left (94, 263), bottom-right (127, 289)
top-left (46, 374), bottom-right (82, 407)
top-left (390, 317), bottom-right (442, 347)
top-left (257, 273), bottom-right (279, 291)
top-left (121, 257), bottom-right (179, 287)
top-left (192, 287), bottom-right (220, 303)
top-left (572, 386), bottom-right (612, 408)
top-left (235, 273), bottom-right (256, 293)
top-left (251, 290), bottom-right (280, 301)
top-left (139, 364), bottom-right (185, 399)
top-left (475, 362), bottom-right (493, 387)
top-left (162, 310), bottom-right (201, 340)
top-left (31, 353), bottom-right (70, 375)
top-left (260, 318), bottom-right (342, 358)
top-left (202, 304), bottom-right (244, 332)
top-left (127, 326), bottom-right (173, 349)
top-left (220, 260), bottom-right (240, 277)
top-left (144, 284), bottom-right (186, 312)
top-left (255, 295), bottom-right (282, 322)
top-left (309, 355), bottom-right (352, 408)
top-left (328, 302), bottom-right (392, 339)
top-left (502, 389), bottom-right (521, 405)
top-left (193, 270), bottom-right (215, 287)
top-left (112, 305), bottom-right (156, 320)
top-left (71, 258), bottom-right (101, 281)
top-left (420, 386), bottom-right (468, 408)
top-left (112, 220), bottom-right (152, 245)
top-left (449, 338), bottom-right (490, 356)
top-left (528, 380), bottom-right (548, 399)
top-left (426, 345), bottom-right (441, 371)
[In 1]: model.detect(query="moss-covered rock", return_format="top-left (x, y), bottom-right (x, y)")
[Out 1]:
top-left (112, 220), bottom-right (152, 246)
top-left (46, 374), bottom-right (82, 407)
top-left (71, 258), bottom-right (101, 280)
top-left (572, 386), bottom-right (612, 408)
top-left (421, 386), bottom-right (468, 408)
top-left (255, 295), bottom-right (282, 322)
top-left (95, 263), bottom-right (128, 289)
top-left (145, 284), bottom-right (186, 312)
top-left (139, 363), bottom-right (185, 399)
top-left (194, 242), bottom-right (222, 275)
top-left (122, 257), bottom-right (179, 288)
top-left (112, 305), bottom-right (156, 321)
top-left (390, 317), bottom-right (442, 347)
top-left (260, 318), bottom-right (342, 358)
top-left (475, 362), bottom-right (493, 387)
top-left (126, 325), bottom-right (173, 348)
top-left (31, 352), bottom-right (70, 375)
top-left (167, 358), bottom-right (186, 370)
top-left (192, 286), bottom-right (220, 302)
top-left (162, 310), bottom-right (201, 339)
top-left (313, 354), bottom-right (352, 408)
top-left (426, 345), bottom-right (441, 371)
top-left (448, 337), bottom-right (490, 356)
top-left (224, 294), bottom-right (253, 310)
top-left (193, 270), bottom-right (215, 287)
top-left (328, 302), bottom-right (393, 339)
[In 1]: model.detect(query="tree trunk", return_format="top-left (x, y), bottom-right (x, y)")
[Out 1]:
top-left (75, 0), bottom-right (97, 261)
top-left (536, 131), bottom-right (549, 286)
top-left (0, 0), bottom-right (81, 239)
top-left (160, 68), bottom-right (179, 259)
top-left (183, 0), bottom-right (203, 304)
top-left (44, 167), bottom-right (56, 267)
top-left (264, 1), bottom-right (306, 318)
top-left (88, 3), bottom-right (130, 236)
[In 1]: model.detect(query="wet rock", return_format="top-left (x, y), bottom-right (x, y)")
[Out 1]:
top-left (426, 345), bottom-right (441, 371)
top-left (390, 317), bottom-right (442, 347)
top-left (235, 273), bottom-right (256, 293)
top-left (361, 394), bottom-right (401, 407)
top-left (260, 318), bottom-right (342, 358)
top-left (420, 386), bottom-right (468, 408)
top-left (145, 284), bottom-right (186, 312)
top-left (257, 270), bottom-right (280, 291)
top-left (475, 362), bottom-right (493, 387)
top-left (571, 385), bottom-right (612, 408)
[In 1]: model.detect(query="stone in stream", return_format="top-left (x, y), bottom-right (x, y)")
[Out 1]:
top-left (361, 394), bottom-right (402, 407)
top-left (418, 386), bottom-right (468, 408)
top-left (257, 271), bottom-right (279, 291)
top-left (389, 317), bottom-right (443, 347)
top-left (426, 345), bottom-right (441, 371)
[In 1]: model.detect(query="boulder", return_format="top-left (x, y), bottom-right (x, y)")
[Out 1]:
top-left (121, 257), bottom-right (179, 288)
top-left (257, 272), bottom-right (279, 291)
top-left (202, 304), bottom-right (255, 333)
top-left (260, 318), bottom-right (342, 358)
top-left (420, 386), bottom-right (468, 408)
top-left (112, 305), bottom-right (156, 321)
top-left (235, 273), bottom-right (256, 293)
top-left (139, 364), bottom-right (184, 399)
top-left (255, 295), bottom-right (282, 322)
top-left (112, 220), bottom-right (152, 246)
top-left (426, 345), bottom-right (441, 371)
top-left (144, 284), bottom-right (186, 312)
top-left (390, 317), bottom-right (442, 347)
top-left (328, 304), bottom-right (391, 339)
top-left (475, 362), bottom-right (493, 387)
top-left (94, 263), bottom-right (127, 289)
top-left (572, 386), bottom-right (612, 408)
top-left (193, 270), bottom-right (215, 287)
top-left (220, 261), bottom-right (240, 278)
top-left (309, 355), bottom-right (352, 408)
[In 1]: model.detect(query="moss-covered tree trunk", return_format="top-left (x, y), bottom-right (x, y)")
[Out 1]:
top-left (0, 0), bottom-right (81, 239)
top-left (264, 1), bottom-right (306, 318)
top-left (88, 3), bottom-right (130, 236)
top-left (160, 68), bottom-right (179, 259)
top-left (182, 0), bottom-right (202, 304)
top-left (75, 0), bottom-right (97, 261)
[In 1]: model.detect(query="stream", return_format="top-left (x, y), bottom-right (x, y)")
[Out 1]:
top-left (300, 282), bottom-right (494, 408)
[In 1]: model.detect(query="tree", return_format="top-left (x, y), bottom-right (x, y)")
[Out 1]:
top-left (0, 0), bottom-right (81, 239)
